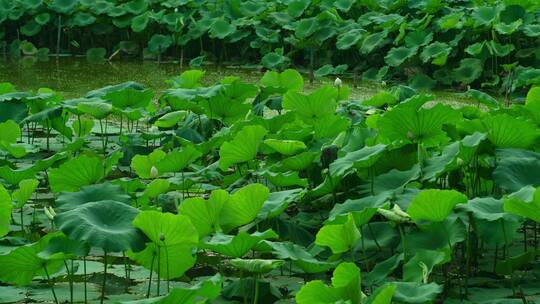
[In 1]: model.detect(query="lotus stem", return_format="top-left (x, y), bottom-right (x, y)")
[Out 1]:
top-left (157, 245), bottom-right (161, 296)
top-left (398, 224), bottom-right (408, 260)
top-left (84, 256), bottom-right (87, 304)
top-left (43, 265), bottom-right (59, 304)
top-left (367, 223), bottom-right (381, 251)
top-left (146, 250), bottom-right (156, 298)
top-left (165, 243), bottom-right (170, 293)
top-left (56, 15), bottom-right (61, 56)
top-left (101, 251), bottom-right (108, 304)
top-left (64, 260), bottom-right (73, 304)
top-left (253, 274), bottom-right (259, 304)
top-left (20, 207), bottom-right (24, 234)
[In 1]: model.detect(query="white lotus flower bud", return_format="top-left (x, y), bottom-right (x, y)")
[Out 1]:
top-left (420, 262), bottom-right (429, 283)
top-left (406, 131), bottom-right (414, 140)
top-left (49, 207), bottom-right (57, 217)
top-left (381, 81), bottom-right (387, 87)
top-left (174, 8), bottom-right (178, 13)
top-left (150, 166), bottom-right (159, 178)
top-left (334, 77), bottom-right (342, 88)
top-left (392, 205), bottom-right (410, 219)
top-left (44, 207), bottom-right (55, 221)
top-left (456, 157), bottom-right (464, 167)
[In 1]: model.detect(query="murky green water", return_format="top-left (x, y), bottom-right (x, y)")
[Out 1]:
top-left (0, 57), bottom-right (472, 104)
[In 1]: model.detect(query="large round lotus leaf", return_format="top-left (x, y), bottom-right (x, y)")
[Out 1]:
top-left (452, 58), bottom-right (483, 85)
top-left (392, 282), bottom-right (442, 303)
top-left (104, 87), bottom-right (153, 110)
top-left (37, 233), bottom-right (90, 260)
top-left (295, 18), bottom-right (318, 39)
top-left (288, 0), bottom-right (310, 17)
top-left (264, 139), bottom-right (306, 156)
top-left (261, 51), bottom-right (287, 69)
top-left (20, 41), bottom-right (38, 55)
top-left (361, 31), bottom-right (386, 54)
top-left (472, 6), bottom-right (498, 26)
top-left (133, 210), bottom-right (198, 246)
top-left (201, 230), bottom-right (277, 258)
top-left (0, 184), bottom-right (12, 238)
top-left (76, 99), bottom-right (112, 119)
top-left (69, 12), bottom-right (96, 27)
top-left (0, 233), bottom-right (64, 285)
top-left (408, 189), bottom-right (467, 222)
top-left (56, 182), bottom-right (131, 212)
top-left (420, 42), bottom-right (451, 65)
top-left (260, 69), bottom-right (303, 92)
top-left (404, 30), bottom-right (433, 48)
top-left (34, 13), bottom-right (50, 25)
top-left (123, 0), bottom-right (147, 15)
top-left (385, 46), bottom-right (417, 67)
top-left (154, 110), bottom-right (187, 128)
top-left (220, 183), bottom-right (270, 232)
top-left (20, 20), bottom-right (41, 36)
top-left (482, 114), bottom-right (539, 149)
top-left (148, 34), bottom-right (172, 54)
top-left (493, 149), bottom-right (540, 192)
top-left (218, 125), bottom-right (268, 170)
top-left (55, 200), bottom-right (146, 252)
top-left (315, 214), bottom-right (360, 254)
top-left (282, 86), bottom-right (338, 123)
top-left (336, 29), bottom-right (364, 50)
top-left (50, 0), bottom-right (79, 14)
top-left (329, 144), bottom-right (386, 178)
top-left (131, 12), bottom-right (150, 33)
top-left (179, 189), bottom-right (228, 237)
top-left (230, 258), bottom-right (284, 274)
top-left (12, 179), bottom-right (39, 209)
top-left (48, 155), bottom-right (105, 193)
top-left (19, 0), bottom-right (43, 9)
top-left (209, 19), bottom-right (236, 39)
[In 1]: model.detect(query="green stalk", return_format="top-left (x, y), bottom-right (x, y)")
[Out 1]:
top-left (156, 245), bottom-right (161, 296)
top-left (146, 251), bottom-right (156, 298)
top-left (101, 251), bottom-right (108, 304)
top-left (398, 224), bottom-right (408, 260)
top-left (44, 265), bottom-right (59, 304)
top-left (253, 274), bottom-right (259, 304)
top-left (84, 256), bottom-right (87, 304)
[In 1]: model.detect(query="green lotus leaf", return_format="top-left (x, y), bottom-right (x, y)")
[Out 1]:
top-left (120, 274), bottom-right (222, 304)
top-left (148, 34), bottom-right (172, 54)
top-left (329, 144), bottom-right (386, 178)
top-left (404, 30), bottom-right (433, 48)
top-left (503, 186), bottom-right (540, 223)
top-left (288, 0), bottom-right (310, 17)
top-left (376, 96), bottom-right (461, 147)
top-left (20, 20), bottom-right (41, 36)
top-left (86, 47), bottom-right (106, 62)
top-left (128, 241), bottom-right (196, 279)
top-left (123, 0), bottom-right (147, 14)
top-left (315, 214), bottom-right (360, 254)
top-left (37, 233), bottom-right (90, 261)
top-left (20, 41), bottom-right (38, 55)
top-left (364, 253), bottom-right (404, 286)
top-left (153, 111), bottom-right (187, 128)
top-left (0, 120), bottom-right (26, 158)
top-left (0, 233), bottom-right (64, 285)
top-left (48, 155), bottom-right (106, 192)
top-left (131, 146), bottom-right (201, 178)
top-left (275, 151), bottom-right (318, 171)
top-left (270, 241), bottom-right (335, 273)
top-left (220, 183), bottom-right (270, 232)
top-left (486, 40), bottom-right (515, 57)
top-left (495, 20), bottom-right (522, 35)
top-left (385, 46), bottom-right (417, 67)
top-left (50, 0), bottom-right (79, 14)
top-left (179, 189), bottom-right (228, 237)
top-left (209, 19), bottom-right (236, 39)
top-left (336, 29), bottom-right (365, 50)
top-left (12, 179), bottom-right (39, 209)
top-left (131, 12), bottom-right (150, 32)
top-left (452, 58), bottom-right (483, 85)
top-left (334, 0), bottom-right (354, 11)
top-left (408, 189), bottom-right (467, 222)
top-left (72, 117), bottom-right (94, 137)
top-left (263, 170), bottom-right (308, 187)
top-left (495, 250), bottom-right (538, 276)
top-left (77, 100), bottom-right (112, 119)
top-left (19, 0), bottom-right (42, 10)
top-left (55, 200), bottom-right (146, 252)
top-left (263, 139), bottom-right (306, 156)
top-left (403, 249), bottom-right (451, 282)
top-left (56, 182), bottom-right (130, 212)
top-left (367, 284), bottom-right (396, 304)
top-left (420, 42), bottom-right (451, 65)
top-left (296, 262), bottom-right (361, 304)
top-left (202, 229), bottom-right (278, 258)
top-left (168, 70), bottom-right (204, 89)
top-left (258, 188), bottom-right (304, 220)
top-left (0, 184), bottom-right (12, 238)
top-left (493, 149), bottom-right (540, 192)
top-left (466, 89), bottom-right (498, 107)
top-left (261, 50), bottom-right (288, 70)
top-left (392, 282), bottom-right (442, 303)
top-left (103, 87), bottom-right (152, 111)
top-left (295, 17), bottom-right (318, 39)
top-left (133, 210), bottom-right (198, 247)
top-left (472, 6), bottom-right (498, 27)
top-left (361, 31), bottom-right (387, 54)
top-left (260, 69), bottom-right (303, 92)
top-left (460, 197), bottom-right (516, 222)
top-left (482, 114), bottom-right (539, 149)
top-left (218, 125), bottom-right (267, 170)
top-left (437, 12), bottom-right (463, 30)
top-left (0, 100), bottom-right (28, 123)
top-left (283, 85), bottom-right (338, 123)
top-left (525, 86), bottom-right (540, 124)
top-left (70, 12), bottom-right (96, 27)
top-left (230, 258), bottom-right (284, 273)
top-left (522, 24), bottom-right (540, 37)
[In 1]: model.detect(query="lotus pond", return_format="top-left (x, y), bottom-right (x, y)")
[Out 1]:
top-left (1, 63), bottom-right (540, 304)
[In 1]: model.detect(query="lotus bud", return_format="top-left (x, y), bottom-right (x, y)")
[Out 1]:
top-left (44, 207), bottom-right (55, 221)
top-left (366, 108), bottom-right (376, 115)
top-left (377, 208), bottom-right (403, 223)
top-left (159, 233), bottom-right (165, 242)
top-left (406, 131), bottom-right (414, 140)
top-left (150, 166), bottom-right (159, 178)
top-left (420, 261), bottom-right (429, 284)
top-left (334, 77), bottom-right (342, 88)
top-left (174, 8), bottom-right (178, 13)
top-left (456, 157), bottom-right (464, 167)
top-left (381, 81), bottom-right (387, 87)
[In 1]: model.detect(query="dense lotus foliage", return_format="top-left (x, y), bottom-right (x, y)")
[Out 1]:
top-left (1, 68), bottom-right (540, 303)
top-left (2, 0), bottom-right (540, 92)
